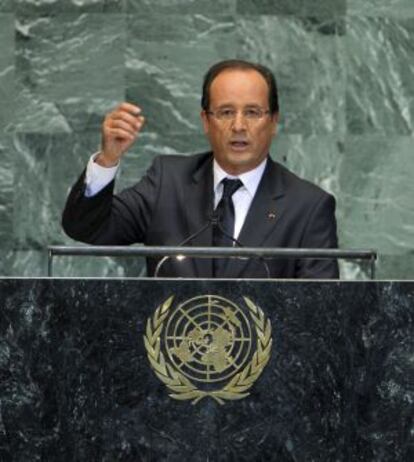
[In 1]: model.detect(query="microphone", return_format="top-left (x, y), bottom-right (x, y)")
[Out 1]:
top-left (210, 211), bottom-right (271, 279)
top-left (210, 210), bottom-right (243, 247)
top-left (154, 212), bottom-right (271, 278)
top-left (154, 219), bottom-right (214, 277)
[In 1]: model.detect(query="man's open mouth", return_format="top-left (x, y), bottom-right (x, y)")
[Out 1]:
top-left (230, 141), bottom-right (249, 149)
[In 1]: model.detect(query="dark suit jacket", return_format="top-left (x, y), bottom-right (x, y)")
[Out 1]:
top-left (62, 152), bottom-right (339, 278)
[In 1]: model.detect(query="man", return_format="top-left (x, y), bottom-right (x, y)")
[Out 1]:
top-left (62, 59), bottom-right (339, 278)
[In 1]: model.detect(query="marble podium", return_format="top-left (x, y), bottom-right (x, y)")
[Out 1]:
top-left (0, 278), bottom-right (413, 461)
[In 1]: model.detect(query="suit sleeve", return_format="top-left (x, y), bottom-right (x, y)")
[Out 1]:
top-left (296, 192), bottom-right (340, 279)
top-left (61, 157), bottom-right (161, 245)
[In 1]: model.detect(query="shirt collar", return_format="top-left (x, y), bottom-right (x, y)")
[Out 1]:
top-left (213, 156), bottom-right (268, 197)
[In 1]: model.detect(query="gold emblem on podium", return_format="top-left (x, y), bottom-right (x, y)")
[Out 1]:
top-left (144, 295), bottom-right (272, 405)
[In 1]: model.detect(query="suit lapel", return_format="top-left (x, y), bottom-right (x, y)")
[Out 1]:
top-left (224, 158), bottom-right (286, 278)
top-left (182, 153), bottom-right (214, 277)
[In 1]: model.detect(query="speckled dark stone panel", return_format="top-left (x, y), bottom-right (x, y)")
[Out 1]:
top-left (0, 279), bottom-right (413, 461)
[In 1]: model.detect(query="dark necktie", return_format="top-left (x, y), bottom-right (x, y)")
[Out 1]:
top-left (213, 178), bottom-right (243, 276)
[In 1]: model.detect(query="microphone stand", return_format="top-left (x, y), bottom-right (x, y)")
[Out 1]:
top-left (210, 212), bottom-right (271, 279)
top-left (154, 213), bottom-right (271, 278)
top-left (154, 221), bottom-right (212, 277)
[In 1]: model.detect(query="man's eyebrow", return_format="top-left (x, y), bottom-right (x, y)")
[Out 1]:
top-left (216, 103), bottom-right (263, 108)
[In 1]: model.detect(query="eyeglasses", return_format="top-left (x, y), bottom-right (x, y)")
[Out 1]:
top-left (206, 107), bottom-right (271, 122)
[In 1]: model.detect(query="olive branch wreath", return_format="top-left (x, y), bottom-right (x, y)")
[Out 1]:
top-left (144, 295), bottom-right (272, 405)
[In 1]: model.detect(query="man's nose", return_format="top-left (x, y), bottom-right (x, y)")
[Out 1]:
top-left (231, 112), bottom-right (247, 131)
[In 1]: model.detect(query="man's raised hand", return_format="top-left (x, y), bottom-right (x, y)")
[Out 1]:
top-left (97, 102), bottom-right (145, 167)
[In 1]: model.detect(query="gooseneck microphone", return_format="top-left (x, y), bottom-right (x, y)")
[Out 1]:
top-left (210, 211), bottom-right (271, 278)
top-left (154, 212), bottom-right (271, 278)
top-left (210, 210), bottom-right (243, 247)
top-left (153, 219), bottom-right (213, 277)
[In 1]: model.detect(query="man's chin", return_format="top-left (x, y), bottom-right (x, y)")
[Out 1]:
top-left (217, 152), bottom-right (259, 175)
top-left (227, 150), bottom-right (253, 165)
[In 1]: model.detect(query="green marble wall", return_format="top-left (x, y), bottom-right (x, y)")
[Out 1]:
top-left (0, 0), bottom-right (413, 278)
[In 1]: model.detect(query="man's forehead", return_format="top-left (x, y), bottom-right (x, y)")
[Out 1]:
top-left (209, 69), bottom-right (269, 102)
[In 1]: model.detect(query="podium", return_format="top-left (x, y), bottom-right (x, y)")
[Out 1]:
top-left (0, 277), bottom-right (412, 461)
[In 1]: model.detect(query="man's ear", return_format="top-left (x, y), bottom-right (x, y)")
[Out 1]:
top-left (200, 110), bottom-right (209, 135)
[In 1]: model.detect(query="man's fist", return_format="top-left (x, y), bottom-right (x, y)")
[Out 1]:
top-left (97, 102), bottom-right (145, 167)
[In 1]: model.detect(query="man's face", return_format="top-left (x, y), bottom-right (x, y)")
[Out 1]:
top-left (201, 69), bottom-right (278, 175)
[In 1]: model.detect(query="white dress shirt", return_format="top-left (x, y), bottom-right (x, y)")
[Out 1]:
top-left (213, 158), bottom-right (267, 239)
top-left (84, 153), bottom-right (268, 238)
top-left (84, 152), bottom-right (119, 197)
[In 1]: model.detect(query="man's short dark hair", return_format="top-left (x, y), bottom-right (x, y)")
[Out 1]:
top-left (201, 59), bottom-right (279, 114)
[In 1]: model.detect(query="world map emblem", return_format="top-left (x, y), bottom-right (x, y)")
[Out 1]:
top-left (144, 295), bottom-right (272, 404)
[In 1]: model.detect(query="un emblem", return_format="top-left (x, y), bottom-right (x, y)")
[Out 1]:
top-left (144, 295), bottom-right (272, 404)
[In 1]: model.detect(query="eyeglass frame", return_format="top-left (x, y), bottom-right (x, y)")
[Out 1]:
top-left (205, 106), bottom-right (272, 122)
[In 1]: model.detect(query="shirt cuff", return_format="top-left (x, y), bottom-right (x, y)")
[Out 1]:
top-left (84, 152), bottom-right (119, 197)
